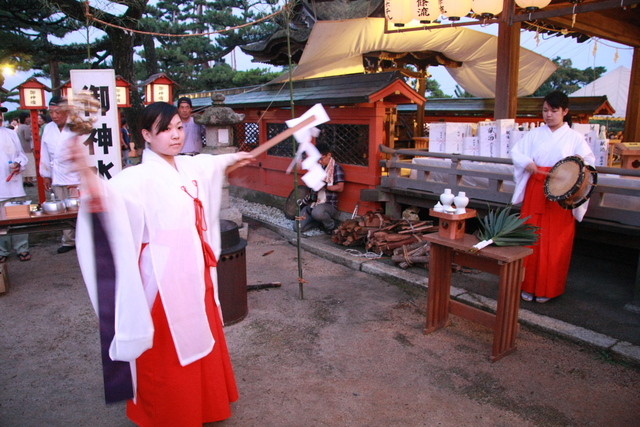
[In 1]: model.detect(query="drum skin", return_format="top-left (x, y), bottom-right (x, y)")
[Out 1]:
top-left (544, 156), bottom-right (598, 210)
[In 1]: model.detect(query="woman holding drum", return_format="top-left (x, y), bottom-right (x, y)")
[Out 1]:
top-left (511, 91), bottom-right (595, 303)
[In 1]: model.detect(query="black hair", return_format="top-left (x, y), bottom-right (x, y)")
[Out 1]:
top-left (49, 95), bottom-right (67, 107)
top-left (19, 112), bottom-right (30, 124)
top-left (543, 91), bottom-right (569, 110)
top-left (315, 142), bottom-right (332, 156)
top-left (543, 91), bottom-right (572, 126)
top-left (178, 96), bottom-right (192, 107)
top-left (138, 102), bottom-right (178, 140)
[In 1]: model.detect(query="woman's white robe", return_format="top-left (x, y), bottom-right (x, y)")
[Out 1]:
top-left (77, 149), bottom-right (240, 367)
top-left (510, 123), bottom-right (595, 221)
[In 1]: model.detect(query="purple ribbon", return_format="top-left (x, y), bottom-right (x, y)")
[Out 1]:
top-left (92, 213), bottom-right (134, 404)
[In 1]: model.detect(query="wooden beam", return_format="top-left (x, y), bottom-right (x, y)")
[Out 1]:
top-left (543, 14), bottom-right (640, 48)
top-left (495, 0), bottom-right (520, 120)
top-left (384, 18), bottom-right (500, 34)
top-left (626, 47), bottom-right (640, 142)
top-left (511, 0), bottom-right (640, 23)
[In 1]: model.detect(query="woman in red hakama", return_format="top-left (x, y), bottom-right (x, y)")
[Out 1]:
top-left (510, 91), bottom-right (595, 304)
top-left (75, 102), bottom-right (254, 426)
top-left (127, 249), bottom-right (239, 426)
top-left (519, 168), bottom-right (576, 300)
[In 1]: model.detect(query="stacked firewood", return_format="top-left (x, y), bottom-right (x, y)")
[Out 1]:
top-left (331, 211), bottom-right (389, 247)
top-left (365, 219), bottom-right (435, 255)
top-left (332, 211), bottom-right (437, 257)
top-left (391, 241), bottom-right (430, 269)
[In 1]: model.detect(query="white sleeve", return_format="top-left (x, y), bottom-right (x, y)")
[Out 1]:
top-left (571, 134), bottom-right (596, 222)
top-left (39, 133), bottom-right (51, 178)
top-left (510, 132), bottom-right (534, 204)
top-left (76, 180), bottom-right (154, 362)
top-left (9, 131), bottom-right (28, 169)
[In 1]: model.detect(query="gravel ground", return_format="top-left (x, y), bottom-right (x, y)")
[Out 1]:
top-left (1, 220), bottom-right (639, 426)
top-left (231, 196), bottom-right (325, 237)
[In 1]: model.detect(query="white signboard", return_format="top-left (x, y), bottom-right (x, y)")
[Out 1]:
top-left (70, 69), bottom-right (122, 179)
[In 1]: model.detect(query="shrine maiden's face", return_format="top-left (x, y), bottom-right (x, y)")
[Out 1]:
top-left (542, 101), bottom-right (568, 132)
top-left (143, 114), bottom-right (184, 163)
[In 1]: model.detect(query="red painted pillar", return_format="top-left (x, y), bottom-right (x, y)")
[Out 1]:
top-left (30, 110), bottom-right (45, 204)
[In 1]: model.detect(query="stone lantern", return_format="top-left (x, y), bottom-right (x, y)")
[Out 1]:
top-left (196, 93), bottom-right (245, 151)
top-left (195, 93), bottom-right (247, 237)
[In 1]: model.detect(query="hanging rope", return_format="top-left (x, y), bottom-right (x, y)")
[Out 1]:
top-left (83, 0), bottom-right (287, 38)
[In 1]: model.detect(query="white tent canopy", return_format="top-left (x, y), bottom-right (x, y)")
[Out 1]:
top-left (570, 66), bottom-right (630, 118)
top-left (275, 18), bottom-right (557, 98)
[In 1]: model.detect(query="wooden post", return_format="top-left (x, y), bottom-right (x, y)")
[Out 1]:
top-left (29, 110), bottom-right (45, 204)
top-left (625, 47), bottom-right (640, 142)
top-left (415, 70), bottom-right (426, 137)
top-left (494, 0), bottom-right (520, 120)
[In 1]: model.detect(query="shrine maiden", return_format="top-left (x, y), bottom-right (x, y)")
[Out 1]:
top-left (75, 102), bottom-right (253, 426)
top-left (511, 91), bottom-right (595, 304)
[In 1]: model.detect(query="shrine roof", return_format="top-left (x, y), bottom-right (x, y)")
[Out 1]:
top-left (397, 96), bottom-right (615, 118)
top-left (186, 71), bottom-right (424, 109)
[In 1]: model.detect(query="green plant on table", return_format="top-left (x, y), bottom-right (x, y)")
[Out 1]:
top-left (471, 205), bottom-right (540, 252)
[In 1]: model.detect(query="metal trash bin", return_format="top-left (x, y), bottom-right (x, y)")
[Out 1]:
top-left (217, 220), bottom-right (248, 325)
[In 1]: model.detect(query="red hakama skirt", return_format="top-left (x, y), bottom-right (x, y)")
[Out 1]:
top-left (126, 270), bottom-right (239, 426)
top-left (520, 167), bottom-right (575, 299)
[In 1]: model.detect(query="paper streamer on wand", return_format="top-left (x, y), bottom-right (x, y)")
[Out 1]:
top-left (284, 104), bottom-right (330, 191)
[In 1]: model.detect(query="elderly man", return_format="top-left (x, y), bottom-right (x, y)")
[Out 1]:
top-left (40, 96), bottom-right (79, 254)
top-left (177, 97), bottom-right (206, 155)
top-left (0, 107), bottom-right (30, 262)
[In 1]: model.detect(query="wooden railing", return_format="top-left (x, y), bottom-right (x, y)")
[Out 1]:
top-left (377, 146), bottom-right (640, 228)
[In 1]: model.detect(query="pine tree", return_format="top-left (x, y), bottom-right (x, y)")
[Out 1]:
top-left (139, 0), bottom-right (281, 93)
top-left (533, 57), bottom-right (607, 96)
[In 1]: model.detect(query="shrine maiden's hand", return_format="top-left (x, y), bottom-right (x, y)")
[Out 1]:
top-left (64, 135), bottom-right (91, 172)
top-left (234, 151), bottom-right (256, 168)
top-left (225, 151), bottom-right (256, 175)
top-left (525, 162), bottom-right (538, 175)
top-left (66, 135), bottom-right (105, 213)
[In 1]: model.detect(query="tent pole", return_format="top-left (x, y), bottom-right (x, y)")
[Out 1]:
top-left (625, 47), bottom-right (640, 142)
top-left (495, 0), bottom-right (520, 120)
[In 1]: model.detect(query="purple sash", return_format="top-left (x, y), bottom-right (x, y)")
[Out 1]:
top-left (92, 213), bottom-right (134, 404)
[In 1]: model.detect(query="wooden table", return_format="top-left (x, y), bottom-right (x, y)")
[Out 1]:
top-left (423, 233), bottom-right (533, 362)
top-left (0, 212), bottom-right (77, 235)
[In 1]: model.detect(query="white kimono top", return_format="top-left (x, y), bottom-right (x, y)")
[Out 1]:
top-left (510, 123), bottom-right (595, 221)
top-left (0, 127), bottom-right (28, 201)
top-left (40, 121), bottom-right (80, 186)
top-left (77, 149), bottom-right (240, 366)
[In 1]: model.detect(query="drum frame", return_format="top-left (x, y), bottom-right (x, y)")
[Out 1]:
top-left (544, 155), bottom-right (598, 210)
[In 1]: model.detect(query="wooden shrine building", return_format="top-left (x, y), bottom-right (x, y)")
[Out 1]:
top-left (187, 71), bottom-right (424, 216)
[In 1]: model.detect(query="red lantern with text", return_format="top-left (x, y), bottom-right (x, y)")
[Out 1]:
top-left (18, 77), bottom-right (47, 110)
top-left (115, 76), bottom-right (132, 108)
top-left (142, 73), bottom-right (177, 105)
top-left (60, 81), bottom-right (73, 102)
top-left (18, 77), bottom-right (49, 203)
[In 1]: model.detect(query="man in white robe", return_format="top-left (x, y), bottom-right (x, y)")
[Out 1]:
top-left (40, 96), bottom-right (80, 253)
